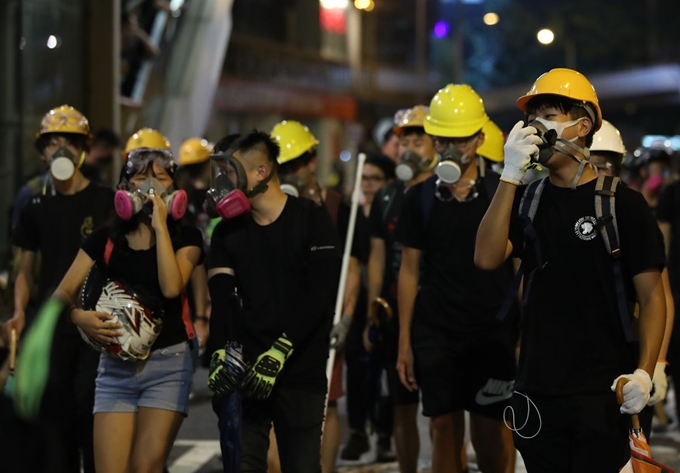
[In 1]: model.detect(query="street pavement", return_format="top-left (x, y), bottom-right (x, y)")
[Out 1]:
top-left (168, 369), bottom-right (680, 472)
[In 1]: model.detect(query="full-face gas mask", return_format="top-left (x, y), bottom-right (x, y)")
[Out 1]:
top-left (49, 147), bottom-right (85, 181)
top-left (395, 150), bottom-right (436, 182)
top-left (114, 148), bottom-right (187, 220)
top-left (204, 151), bottom-right (273, 219)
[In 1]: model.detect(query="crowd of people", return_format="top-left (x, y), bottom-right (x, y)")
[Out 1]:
top-left (0, 65), bottom-right (679, 473)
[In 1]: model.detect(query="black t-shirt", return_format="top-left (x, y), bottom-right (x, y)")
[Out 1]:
top-left (12, 183), bottom-right (115, 304)
top-left (81, 225), bottom-right (204, 350)
top-left (509, 178), bottom-right (665, 396)
top-left (369, 181), bottom-right (406, 301)
top-left (657, 180), bottom-right (680, 288)
top-left (396, 177), bottom-right (515, 335)
top-left (209, 196), bottom-right (341, 393)
top-left (332, 199), bottom-right (370, 264)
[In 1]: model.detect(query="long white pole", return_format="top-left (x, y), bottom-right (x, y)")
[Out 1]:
top-left (324, 152), bottom-right (366, 410)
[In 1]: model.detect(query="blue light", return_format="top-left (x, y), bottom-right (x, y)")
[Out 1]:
top-left (340, 150), bottom-right (352, 162)
top-left (433, 21), bottom-right (450, 38)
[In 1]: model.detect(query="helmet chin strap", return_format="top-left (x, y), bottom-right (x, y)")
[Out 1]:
top-left (555, 139), bottom-right (593, 190)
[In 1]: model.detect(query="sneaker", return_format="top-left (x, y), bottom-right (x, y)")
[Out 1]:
top-left (340, 431), bottom-right (370, 461)
top-left (376, 434), bottom-right (396, 463)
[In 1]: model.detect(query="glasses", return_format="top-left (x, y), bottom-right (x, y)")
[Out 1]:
top-left (362, 174), bottom-right (385, 184)
top-left (433, 136), bottom-right (476, 152)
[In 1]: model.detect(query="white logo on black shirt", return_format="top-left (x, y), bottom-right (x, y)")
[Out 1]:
top-left (574, 216), bottom-right (598, 241)
top-left (311, 245), bottom-right (336, 252)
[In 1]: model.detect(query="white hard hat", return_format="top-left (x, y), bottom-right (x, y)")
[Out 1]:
top-left (591, 119), bottom-right (626, 155)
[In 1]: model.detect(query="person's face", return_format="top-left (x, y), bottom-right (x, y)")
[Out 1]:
top-left (527, 106), bottom-right (591, 166)
top-left (432, 133), bottom-right (484, 158)
top-left (278, 156), bottom-right (315, 189)
top-left (399, 132), bottom-right (435, 162)
top-left (382, 134), bottom-right (400, 163)
top-left (129, 162), bottom-right (174, 191)
top-left (361, 163), bottom-right (386, 205)
top-left (233, 149), bottom-right (272, 193)
top-left (89, 144), bottom-right (117, 164)
top-left (42, 135), bottom-right (82, 163)
top-left (590, 153), bottom-right (614, 176)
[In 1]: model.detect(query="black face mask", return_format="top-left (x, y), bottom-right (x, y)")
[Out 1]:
top-left (527, 119), bottom-right (558, 165)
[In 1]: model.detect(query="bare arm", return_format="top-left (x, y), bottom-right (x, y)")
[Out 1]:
top-left (191, 264), bottom-right (210, 349)
top-left (635, 269), bottom-right (666, 377)
top-left (191, 264), bottom-right (209, 317)
top-left (658, 221), bottom-right (671, 259)
top-left (54, 249), bottom-right (123, 345)
top-left (155, 226), bottom-right (201, 298)
top-left (5, 250), bottom-right (36, 339)
top-left (659, 268), bottom-right (674, 361)
top-left (397, 246), bottom-right (420, 391)
top-left (366, 237), bottom-right (386, 324)
top-left (342, 256), bottom-right (361, 318)
top-left (474, 181), bottom-right (516, 270)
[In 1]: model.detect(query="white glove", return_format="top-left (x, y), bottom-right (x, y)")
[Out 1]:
top-left (330, 314), bottom-right (352, 350)
top-left (611, 369), bottom-right (652, 414)
top-left (648, 361), bottom-right (668, 406)
top-left (500, 120), bottom-right (543, 185)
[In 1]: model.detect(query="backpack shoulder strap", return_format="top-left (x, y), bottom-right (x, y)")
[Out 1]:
top-left (420, 175), bottom-right (438, 229)
top-left (519, 177), bottom-right (548, 223)
top-left (594, 175), bottom-right (634, 343)
top-left (594, 175), bottom-right (621, 256)
top-left (104, 238), bottom-right (114, 265)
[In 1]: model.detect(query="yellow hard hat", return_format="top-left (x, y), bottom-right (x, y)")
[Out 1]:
top-left (516, 68), bottom-right (602, 132)
top-left (125, 128), bottom-right (171, 153)
top-left (477, 121), bottom-right (505, 163)
top-left (37, 105), bottom-right (91, 138)
top-left (271, 120), bottom-right (320, 164)
top-left (394, 105), bottom-right (429, 136)
top-left (424, 84), bottom-right (489, 138)
top-left (178, 137), bottom-right (212, 165)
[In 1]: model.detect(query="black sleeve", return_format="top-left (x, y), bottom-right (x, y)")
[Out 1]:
top-left (368, 187), bottom-right (386, 240)
top-left (284, 205), bottom-right (342, 347)
top-left (208, 220), bottom-right (233, 270)
top-left (175, 225), bottom-right (205, 265)
top-left (509, 185), bottom-right (527, 258)
top-left (351, 210), bottom-right (370, 263)
top-left (395, 184), bottom-right (424, 249)
top-left (11, 199), bottom-right (40, 251)
top-left (81, 226), bottom-right (110, 264)
top-left (656, 181), bottom-right (678, 223)
top-left (207, 273), bottom-right (236, 355)
top-left (618, 187), bottom-right (666, 276)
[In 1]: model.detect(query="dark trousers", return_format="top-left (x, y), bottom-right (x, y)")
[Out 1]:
top-left (214, 386), bottom-right (326, 473)
top-left (511, 392), bottom-right (629, 473)
top-left (345, 315), bottom-right (393, 436)
top-left (0, 325), bottom-right (98, 473)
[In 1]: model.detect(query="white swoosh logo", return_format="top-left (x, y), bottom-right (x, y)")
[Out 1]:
top-left (475, 390), bottom-right (512, 406)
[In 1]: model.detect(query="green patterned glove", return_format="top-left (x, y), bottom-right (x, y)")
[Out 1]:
top-left (208, 341), bottom-right (247, 396)
top-left (240, 336), bottom-right (294, 400)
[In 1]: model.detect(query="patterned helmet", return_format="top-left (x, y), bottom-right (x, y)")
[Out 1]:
top-left (79, 265), bottom-right (164, 361)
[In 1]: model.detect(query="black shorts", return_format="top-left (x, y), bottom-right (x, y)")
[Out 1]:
top-left (510, 392), bottom-right (628, 472)
top-left (384, 355), bottom-right (420, 406)
top-left (412, 325), bottom-right (516, 419)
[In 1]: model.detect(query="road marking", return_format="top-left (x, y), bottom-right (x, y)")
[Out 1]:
top-left (170, 440), bottom-right (221, 473)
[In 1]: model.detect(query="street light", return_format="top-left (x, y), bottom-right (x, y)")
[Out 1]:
top-left (320, 0), bottom-right (348, 9)
top-left (483, 12), bottom-right (499, 26)
top-left (537, 28), bottom-right (555, 45)
top-left (354, 0), bottom-right (370, 9)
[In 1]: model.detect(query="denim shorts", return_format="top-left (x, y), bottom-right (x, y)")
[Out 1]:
top-left (93, 342), bottom-right (193, 415)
